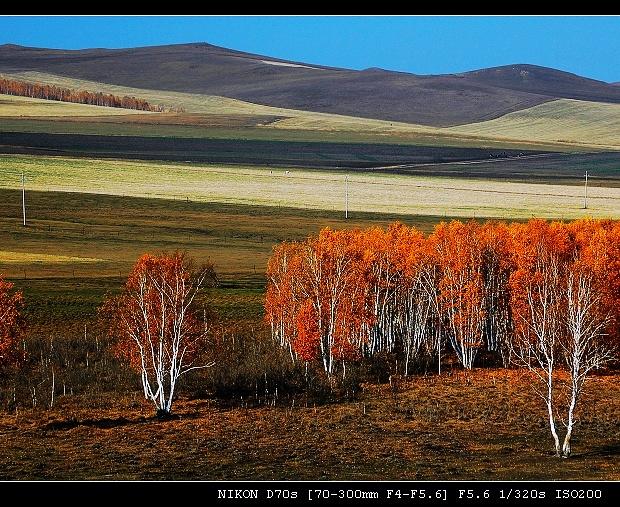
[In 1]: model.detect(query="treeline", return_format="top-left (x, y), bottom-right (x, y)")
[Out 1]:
top-left (0, 77), bottom-right (183, 112)
top-left (265, 219), bottom-right (619, 377)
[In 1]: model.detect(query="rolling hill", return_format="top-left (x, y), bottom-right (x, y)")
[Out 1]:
top-left (1, 42), bottom-right (619, 127)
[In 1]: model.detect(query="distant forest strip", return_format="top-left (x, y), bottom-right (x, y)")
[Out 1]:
top-left (0, 77), bottom-right (183, 112)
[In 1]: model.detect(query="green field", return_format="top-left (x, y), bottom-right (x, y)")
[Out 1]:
top-left (0, 91), bottom-right (565, 152)
top-left (0, 186), bottom-right (446, 284)
top-left (2, 154), bottom-right (618, 221)
top-left (2, 116), bottom-right (574, 152)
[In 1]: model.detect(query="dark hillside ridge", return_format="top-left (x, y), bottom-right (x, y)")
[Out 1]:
top-left (461, 64), bottom-right (620, 104)
top-left (1, 43), bottom-right (619, 127)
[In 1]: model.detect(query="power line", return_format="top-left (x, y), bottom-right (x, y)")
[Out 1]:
top-left (21, 171), bottom-right (26, 227)
top-left (345, 174), bottom-right (349, 220)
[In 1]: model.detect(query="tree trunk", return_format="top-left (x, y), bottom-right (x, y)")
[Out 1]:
top-left (562, 384), bottom-right (578, 457)
top-left (562, 427), bottom-right (573, 458)
top-left (546, 389), bottom-right (561, 456)
top-left (156, 408), bottom-right (173, 420)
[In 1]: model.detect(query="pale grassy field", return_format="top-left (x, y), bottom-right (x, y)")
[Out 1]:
top-left (0, 94), bottom-right (153, 117)
top-left (5, 71), bottom-right (620, 151)
top-left (448, 99), bottom-right (620, 150)
top-left (0, 250), bottom-right (104, 264)
top-left (1, 154), bottom-right (618, 220)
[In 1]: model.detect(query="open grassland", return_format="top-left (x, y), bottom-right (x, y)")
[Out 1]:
top-left (0, 188), bottom-right (444, 284)
top-left (0, 94), bottom-right (152, 117)
top-left (0, 251), bottom-right (104, 264)
top-left (0, 133), bottom-right (547, 169)
top-left (448, 99), bottom-right (620, 150)
top-left (272, 98), bottom-right (620, 151)
top-left (4, 71), bottom-right (620, 152)
top-left (1, 154), bottom-right (619, 221)
top-left (0, 370), bottom-right (618, 480)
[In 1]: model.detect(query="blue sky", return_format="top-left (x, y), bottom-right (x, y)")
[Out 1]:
top-left (1, 16), bottom-right (619, 82)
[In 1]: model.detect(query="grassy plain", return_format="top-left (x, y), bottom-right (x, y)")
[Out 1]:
top-left (0, 187), bottom-right (445, 284)
top-left (2, 155), bottom-right (619, 221)
top-left (448, 99), bottom-right (620, 149)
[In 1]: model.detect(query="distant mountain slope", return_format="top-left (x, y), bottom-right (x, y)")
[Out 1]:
top-left (461, 64), bottom-right (620, 104)
top-left (1, 43), bottom-right (619, 127)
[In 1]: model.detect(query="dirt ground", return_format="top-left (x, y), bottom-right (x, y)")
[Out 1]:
top-left (1, 369), bottom-right (618, 480)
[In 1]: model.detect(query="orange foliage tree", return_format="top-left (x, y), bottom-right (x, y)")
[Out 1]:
top-left (266, 218), bottom-right (618, 380)
top-left (294, 229), bottom-right (370, 376)
top-left (103, 252), bottom-right (216, 417)
top-left (0, 77), bottom-right (184, 112)
top-left (508, 220), bottom-right (575, 455)
top-left (430, 221), bottom-right (486, 370)
top-left (0, 275), bottom-right (24, 369)
top-left (478, 221), bottom-right (514, 365)
top-left (508, 219), bottom-right (614, 457)
top-left (266, 229), bottom-right (372, 377)
top-left (266, 219), bottom-right (617, 455)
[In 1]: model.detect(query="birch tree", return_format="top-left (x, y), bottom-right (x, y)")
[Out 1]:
top-left (509, 220), bottom-right (614, 457)
top-left (509, 220), bottom-right (572, 456)
top-left (560, 266), bottom-right (614, 457)
top-left (510, 255), bottom-right (565, 456)
top-left (432, 221), bottom-right (486, 369)
top-left (105, 252), bottom-right (217, 417)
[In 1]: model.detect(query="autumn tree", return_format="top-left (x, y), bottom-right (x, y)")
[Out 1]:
top-left (478, 222), bottom-right (514, 365)
top-left (266, 229), bottom-right (371, 377)
top-left (508, 220), bottom-right (614, 457)
top-left (104, 252), bottom-right (217, 417)
top-left (508, 220), bottom-right (573, 456)
top-left (570, 219), bottom-right (620, 353)
top-left (386, 224), bottom-right (437, 375)
top-left (358, 226), bottom-right (403, 357)
top-left (0, 275), bottom-right (24, 370)
top-left (296, 229), bottom-right (369, 376)
top-left (560, 263), bottom-right (614, 456)
top-left (431, 221), bottom-right (486, 369)
top-left (0, 77), bottom-right (182, 112)
top-left (265, 242), bottom-right (304, 361)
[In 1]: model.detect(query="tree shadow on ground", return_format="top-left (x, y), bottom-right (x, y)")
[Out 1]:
top-left (573, 443), bottom-right (620, 459)
top-left (40, 409), bottom-right (209, 431)
top-left (42, 416), bottom-right (151, 431)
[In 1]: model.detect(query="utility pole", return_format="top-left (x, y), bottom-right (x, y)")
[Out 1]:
top-left (345, 174), bottom-right (349, 219)
top-left (583, 171), bottom-right (588, 210)
top-left (21, 171), bottom-right (26, 226)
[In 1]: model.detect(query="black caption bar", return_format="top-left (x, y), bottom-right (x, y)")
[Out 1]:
top-left (2, 481), bottom-right (617, 505)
